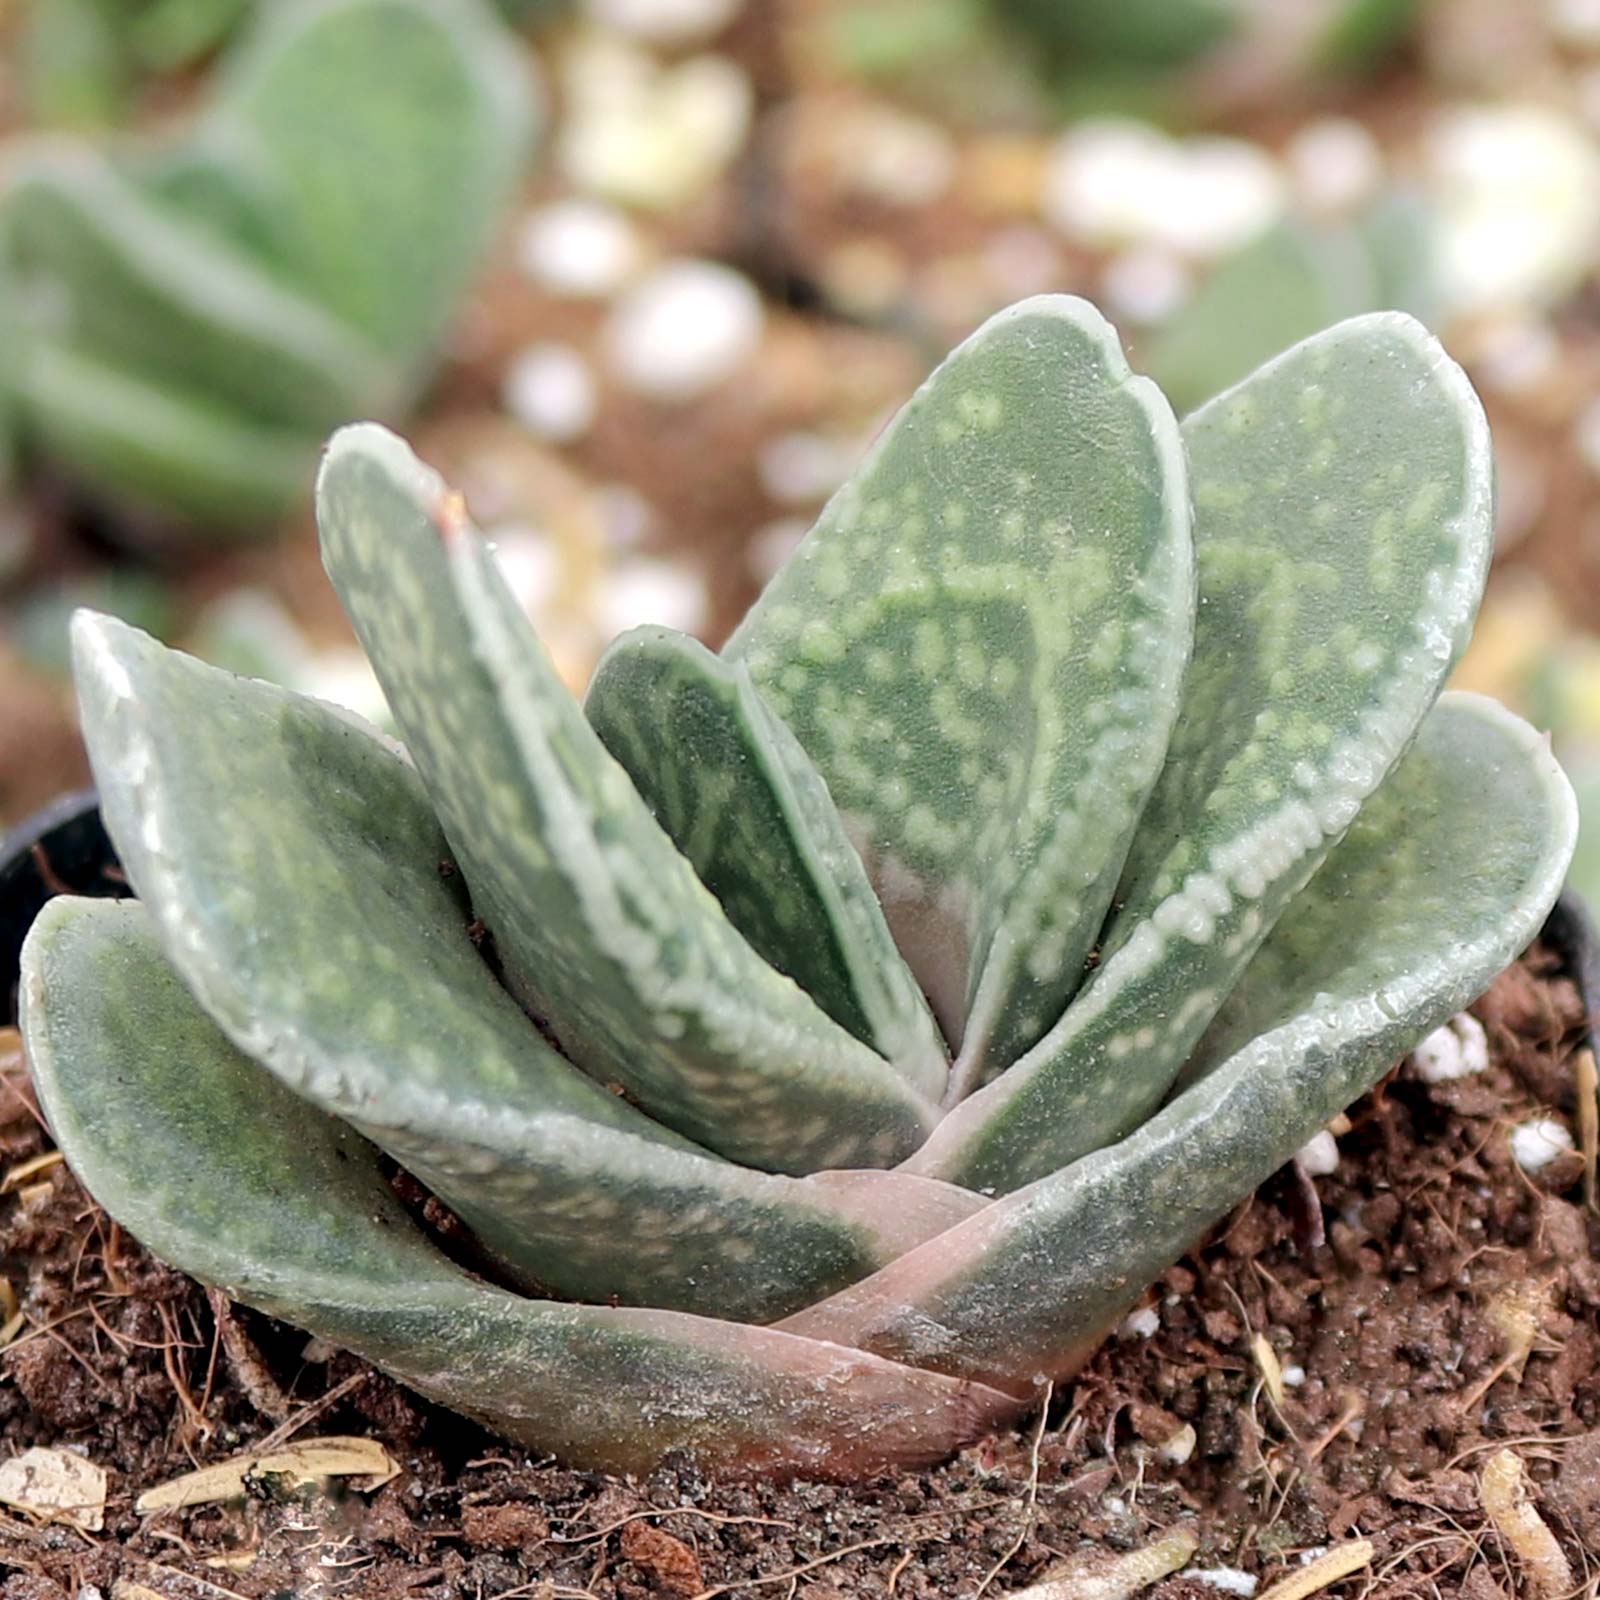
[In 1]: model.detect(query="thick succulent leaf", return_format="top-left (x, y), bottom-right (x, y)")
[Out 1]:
top-left (209, 0), bottom-right (536, 369)
top-left (70, 613), bottom-right (968, 1320)
top-left (726, 295), bottom-right (1194, 1079)
top-left (585, 626), bottom-right (949, 1098)
top-left (1141, 219), bottom-right (1379, 416)
top-left (1, 145), bottom-right (394, 429)
top-left (915, 312), bottom-right (1493, 1191)
top-left (318, 426), bottom-right (935, 1173)
top-left (21, 898), bottom-right (1019, 1480)
top-left (15, 342), bottom-right (311, 530)
top-left (788, 694), bottom-right (1575, 1385)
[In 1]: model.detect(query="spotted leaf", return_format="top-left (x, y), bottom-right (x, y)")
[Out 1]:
top-left (317, 425), bottom-right (936, 1175)
top-left (21, 898), bottom-right (1018, 1479)
top-left (726, 295), bottom-right (1194, 1084)
top-left (70, 613), bottom-right (970, 1321)
top-left (913, 313), bottom-right (1493, 1191)
top-left (787, 695), bottom-right (1575, 1383)
top-left (585, 626), bottom-right (949, 1098)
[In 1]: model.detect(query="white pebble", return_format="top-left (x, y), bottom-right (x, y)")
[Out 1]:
top-left (1157, 1422), bottom-right (1197, 1465)
top-left (584, 0), bottom-right (743, 44)
top-left (560, 41), bottom-right (751, 210)
top-left (1295, 1130), bottom-right (1340, 1177)
top-left (1550, 0), bottom-right (1600, 47)
top-left (598, 558), bottom-right (707, 637)
top-left (605, 259), bottom-right (764, 401)
top-left (1510, 1117), bottom-right (1575, 1172)
top-left (1044, 119), bottom-right (1283, 259)
top-left (1100, 246), bottom-right (1192, 324)
top-left (485, 528), bottom-right (563, 615)
top-left (1284, 118), bottom-right (1384, 216)
top-left (1185, 1570), bottom-right (1258, 1597)
top-left (759, 431), bottom-right (853, 504)
top-left (502, 343), bottom-right (598, 443)
top-left (517, 199), bottom-right (641, 298)
top-left (1410, 1013), bottom-right (1490, 1083)
top-left (1281, 1364), bottom-right (1306, 1387)
top-left (1118, 1305), bottom-right (1160, 1340)
top-left (1427, 104), bottom-right (1600, 314)
top-left (840, 106), bottom-right (956, 208)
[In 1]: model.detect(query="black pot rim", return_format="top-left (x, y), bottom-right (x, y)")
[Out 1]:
top-left (0, 789), bottom-right (101, 881)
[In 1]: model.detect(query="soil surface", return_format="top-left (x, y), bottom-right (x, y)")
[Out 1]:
top-left (0, 940), bottom-right (1594, 1599)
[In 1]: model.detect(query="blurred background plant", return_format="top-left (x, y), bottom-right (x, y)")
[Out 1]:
top-left (4, 0), bottom-right (1600, 891)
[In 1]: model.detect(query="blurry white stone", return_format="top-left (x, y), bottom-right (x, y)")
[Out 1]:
top-left (1157, 1422), bottom-right (1196, 1465)
top-left (841, 105), bottom-right (956, 207)
top-left (748, 516), bottom-right (809, 584)
top-left (594, 482), bottom-right (658, 551)
top-left (605, 259), bottom-right (764, 400)
top-left (1043, 120), bottom-right (1283, 259)
top-left (485, 527), bottom-right (564, 616)
top-left (560, 39), bottom-right (752, 210)
top-left (1101, 246), bottom-right (1192, 324)
top-left (1285, 118), bottom-right (1384, 216)
top-left (1411, 1013), bottom-right (1489, 1083)
top-left (1186, 1571), bottom-right (1258, 1596)
top-left (302, 649), bottom-right (391, 729)
top-left (1117, 1305), bottom-right (1160, 1340)
top-left (1295, 1130), bottom-right (1340, 1177)
top-left (1471, 315), bottom-right (1562, 396)
top-left (1510, 1117), bottom-right (1574, 1172)
top-left (759, 431), bottom-right (853, 504)
top-left (981, 226), bottom-right (1066, 301)
top-left (1550, 0), bottom-right (1600, 47)
top-left (503, 343), bottom-right (598, 443)
top-left (585, 0), bottom-right (743, 44)
top-left (517, 199), bottom-right (641, 297)
top-left (1281, 1364), bottom-right (1306, 1387)
top-left (1427, 104), bottom-right (1600, 314)
top-left (599, 558), bottom-right (708, 637)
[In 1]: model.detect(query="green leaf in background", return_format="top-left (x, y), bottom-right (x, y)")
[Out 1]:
top-left (912, 312), bottom-right (1493, 1192)
top-left (727, 296), bottom-right (1194, 1088)
top-left (211, 0), bottom-right (538, 371)
top-left (318, 427), bottom-right (936, 1176)
top-left (586, 626), bottom-right (949, 1098)
top-left (23, 897), bottom-right (1016, 1478)
top-left (786, 694), bottom-right (1576, 1384)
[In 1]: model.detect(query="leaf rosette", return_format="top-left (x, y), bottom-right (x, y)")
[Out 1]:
top-left (21, 298), bottom-right (1575, 1477)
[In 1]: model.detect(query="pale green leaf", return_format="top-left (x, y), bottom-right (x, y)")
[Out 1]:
top-left (211, 0), bottom-right (537, 370)
top-left (15, 342), bottom-right (311, 530)
top-left (585, 625), bottom-right (948, 1098)
top-left (787, 694), bottom-right (1575, 1385)
top-left (726, 295), bottom-right (1194, 1081)
top-left (70, 612), bottom-right (967, 1320)
top-left (318, 425), bottom-right (936, 1174)
top-left (915, 312), bottom-right (1493, 1191)
top-left (2, 145), bottom-right (394, 429)
top-left (1141, 218), bottom-right (1379, 415)
top-left (21, 897), bottom-right (1018, 1479)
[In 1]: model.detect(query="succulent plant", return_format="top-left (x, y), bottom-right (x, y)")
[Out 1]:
top-left (0, 0), bottom-right (535, 534)
top-left (21, 298), bottom-right (1575, 1479)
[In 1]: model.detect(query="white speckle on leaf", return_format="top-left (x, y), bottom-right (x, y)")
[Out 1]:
top-left (1510, 1117), bottom-right (1574, 1172)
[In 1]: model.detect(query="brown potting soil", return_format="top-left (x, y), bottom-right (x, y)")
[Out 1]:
top-left (0, 941), bottom-right (1594, 1600)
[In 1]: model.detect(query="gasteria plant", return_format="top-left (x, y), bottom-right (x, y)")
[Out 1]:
top-left (0, 0), bottom-right (534, 533)
top-left (21, 298), bottom-right (1575, 1479)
